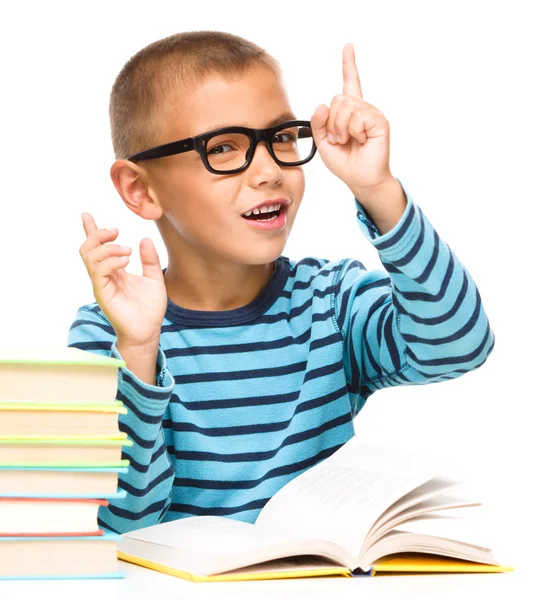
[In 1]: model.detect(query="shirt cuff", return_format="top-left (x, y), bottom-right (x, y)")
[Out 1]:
top-left (110, 340), bottom-right (175, 412)
top-left (354, 176), bottom-right (422, 261)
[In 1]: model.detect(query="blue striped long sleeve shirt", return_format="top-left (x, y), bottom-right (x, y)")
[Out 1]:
top-left (67, 177), bottom-right (494, 534)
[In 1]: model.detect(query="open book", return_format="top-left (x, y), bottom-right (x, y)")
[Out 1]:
top-left (117, 439), bottom-right (514, 581)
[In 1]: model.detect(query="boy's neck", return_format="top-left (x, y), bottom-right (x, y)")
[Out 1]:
top-left (163, 259), bottom-right (276, 312)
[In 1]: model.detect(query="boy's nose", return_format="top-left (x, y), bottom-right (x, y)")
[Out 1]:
top-left (246, 143), bottom-right (283, 184)
top-left (249, 141), bottom-right (281, 173)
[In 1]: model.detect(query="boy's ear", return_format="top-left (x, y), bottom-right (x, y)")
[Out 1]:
top-left (109, 160), bottom-right (163, 220)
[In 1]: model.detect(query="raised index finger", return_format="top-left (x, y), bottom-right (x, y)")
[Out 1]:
top-left (342, 42), bottom-right (363, 98)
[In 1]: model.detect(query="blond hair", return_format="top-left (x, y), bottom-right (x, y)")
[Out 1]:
top-left (109, 30), bottom-right (282, 159)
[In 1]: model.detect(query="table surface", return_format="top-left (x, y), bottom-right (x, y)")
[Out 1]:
top-left (0, 554), bottom-right (529, 600)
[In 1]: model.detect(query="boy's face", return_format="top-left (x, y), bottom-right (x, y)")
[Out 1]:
top-left (142, 66), bottom-right (305, 266)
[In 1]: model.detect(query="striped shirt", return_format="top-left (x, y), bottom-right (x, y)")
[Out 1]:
top-left (67, 177), bottom-right (495, 534)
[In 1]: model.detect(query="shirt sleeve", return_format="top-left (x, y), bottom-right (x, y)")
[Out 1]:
top-left (332, 176), bottom-right (495, 415)
top-left (67, 304), bottom-right (176, 533)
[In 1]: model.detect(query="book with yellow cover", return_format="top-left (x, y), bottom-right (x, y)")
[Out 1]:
top-left (117, 440), bottom-right (514, 581)
top-left (0, 402), bottom-right (127, 436)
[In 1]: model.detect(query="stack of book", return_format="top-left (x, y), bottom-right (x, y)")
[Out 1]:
top-left (0, 346), bottom-right (131, 580)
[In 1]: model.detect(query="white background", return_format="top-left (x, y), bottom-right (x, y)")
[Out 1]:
top-left (0, 0), bottom-right (532, 578)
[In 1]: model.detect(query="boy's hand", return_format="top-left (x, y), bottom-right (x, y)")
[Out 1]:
top-left (310, 42), bottom-right (394, 197)
top-left (79, 213), bottom-right (168, 349)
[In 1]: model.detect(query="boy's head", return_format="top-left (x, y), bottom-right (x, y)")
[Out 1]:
top-left (109, 31), bottom-right (309, 269)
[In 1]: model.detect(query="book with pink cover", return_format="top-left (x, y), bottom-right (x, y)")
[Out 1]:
top-left (0, 493), bottom-right (126, 536)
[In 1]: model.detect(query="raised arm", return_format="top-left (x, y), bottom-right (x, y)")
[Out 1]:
top-left (333, 178), bottom-right (494, 412)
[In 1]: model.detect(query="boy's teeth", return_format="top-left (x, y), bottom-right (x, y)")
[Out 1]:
top-left (243, 203), bottom-right (281, 217)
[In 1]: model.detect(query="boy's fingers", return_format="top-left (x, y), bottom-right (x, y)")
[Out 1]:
top-left (310, 104), bottom-right (330, 145)
top-left (139, 238), bottom-right (164, 283)
top-left (88, 243), bottom-right (131, 268)
top-left (79, 227), bottom-right (119, 261)
top-left (97, 256), bottom-right (129, 281)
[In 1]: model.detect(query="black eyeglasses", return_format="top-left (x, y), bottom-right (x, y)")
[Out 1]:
top-left (126, 120), bottom-right (317, 175)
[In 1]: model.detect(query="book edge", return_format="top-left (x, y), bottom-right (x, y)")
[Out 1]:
top-left (117, 551), bottom-right (352, 581)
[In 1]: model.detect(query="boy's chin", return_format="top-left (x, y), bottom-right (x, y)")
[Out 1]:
top-left (233, 243), bottom-right (287, 266)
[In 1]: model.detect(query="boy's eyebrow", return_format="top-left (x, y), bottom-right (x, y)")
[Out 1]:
top-left (266, 112), bottom-right (298, 127)
top-left (205, 112), bottom-right (298, 132)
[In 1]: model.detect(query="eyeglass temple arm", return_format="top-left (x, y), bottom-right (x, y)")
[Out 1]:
top-left (126, 138), bottom-right (194, 162)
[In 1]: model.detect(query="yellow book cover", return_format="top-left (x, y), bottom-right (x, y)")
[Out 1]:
top-left (117, 550), bottom-right (513, 581)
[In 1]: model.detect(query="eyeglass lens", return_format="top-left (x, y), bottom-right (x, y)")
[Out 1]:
top-left (205, 124), bottom-right (314, 172)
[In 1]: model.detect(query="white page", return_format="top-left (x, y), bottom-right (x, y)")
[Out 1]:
top-left (370, 476), bottom-right (470, 534)
top-left (122, 516), bottom-right (292, 555)
top-left (393, 507), bottom-right (495, 549)
top-left (369, 478), bottom-right (480, 539)
top-left (119, 515), bottom-right (353, 575)
top-left (370, 494), bottom-right (482, 539)
top-left (255, 440), bottom-right (438, 557)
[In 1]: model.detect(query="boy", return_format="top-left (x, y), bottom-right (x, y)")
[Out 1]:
top-left (68, 31), bottom-right (494, 534)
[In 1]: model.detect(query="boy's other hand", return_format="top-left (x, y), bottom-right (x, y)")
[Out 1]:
top-left (79, 213), bottom-right (168, 349)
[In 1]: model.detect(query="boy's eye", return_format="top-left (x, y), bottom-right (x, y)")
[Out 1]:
top-left (273, 131), bottom-right (297, 144)
top-left (207, 143), bottom-right (233, 155)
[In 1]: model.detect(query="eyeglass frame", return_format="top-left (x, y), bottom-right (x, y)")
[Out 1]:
top-left (125, 119), bottom-right (317, 175)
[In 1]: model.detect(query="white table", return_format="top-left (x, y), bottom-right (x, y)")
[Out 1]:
top-left (0, 555), bottom-right (528, 600)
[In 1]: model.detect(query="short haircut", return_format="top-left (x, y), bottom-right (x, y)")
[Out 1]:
top-left (109, 30), bottom-right (282, 160)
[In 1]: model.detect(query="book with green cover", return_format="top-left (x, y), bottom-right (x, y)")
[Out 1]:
top-left (0, 346), bottom-right (126, 404)
top-left (0, 346), bottom-right (125, 367)
top-left (0, 434), bottom-right (132, 467)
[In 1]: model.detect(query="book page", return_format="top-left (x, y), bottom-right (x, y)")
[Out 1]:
top-left (393, 507), bottom-right (495, 549)
top-left (119, 515), bottom-right (353, 576)
top-left (369, 477), bottom-right (474, 535)
top-left (359, 507), bottom-right (501, 567)
top-left (123, 516), bottom-right (290, 555)
top-left (255, 440), bottom-right (438, 558)
top-left (362, 497), bottom-right (484, 553)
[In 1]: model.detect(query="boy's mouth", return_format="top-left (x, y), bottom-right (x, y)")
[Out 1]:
top-left (240, 204), bottom-right (288, 231)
